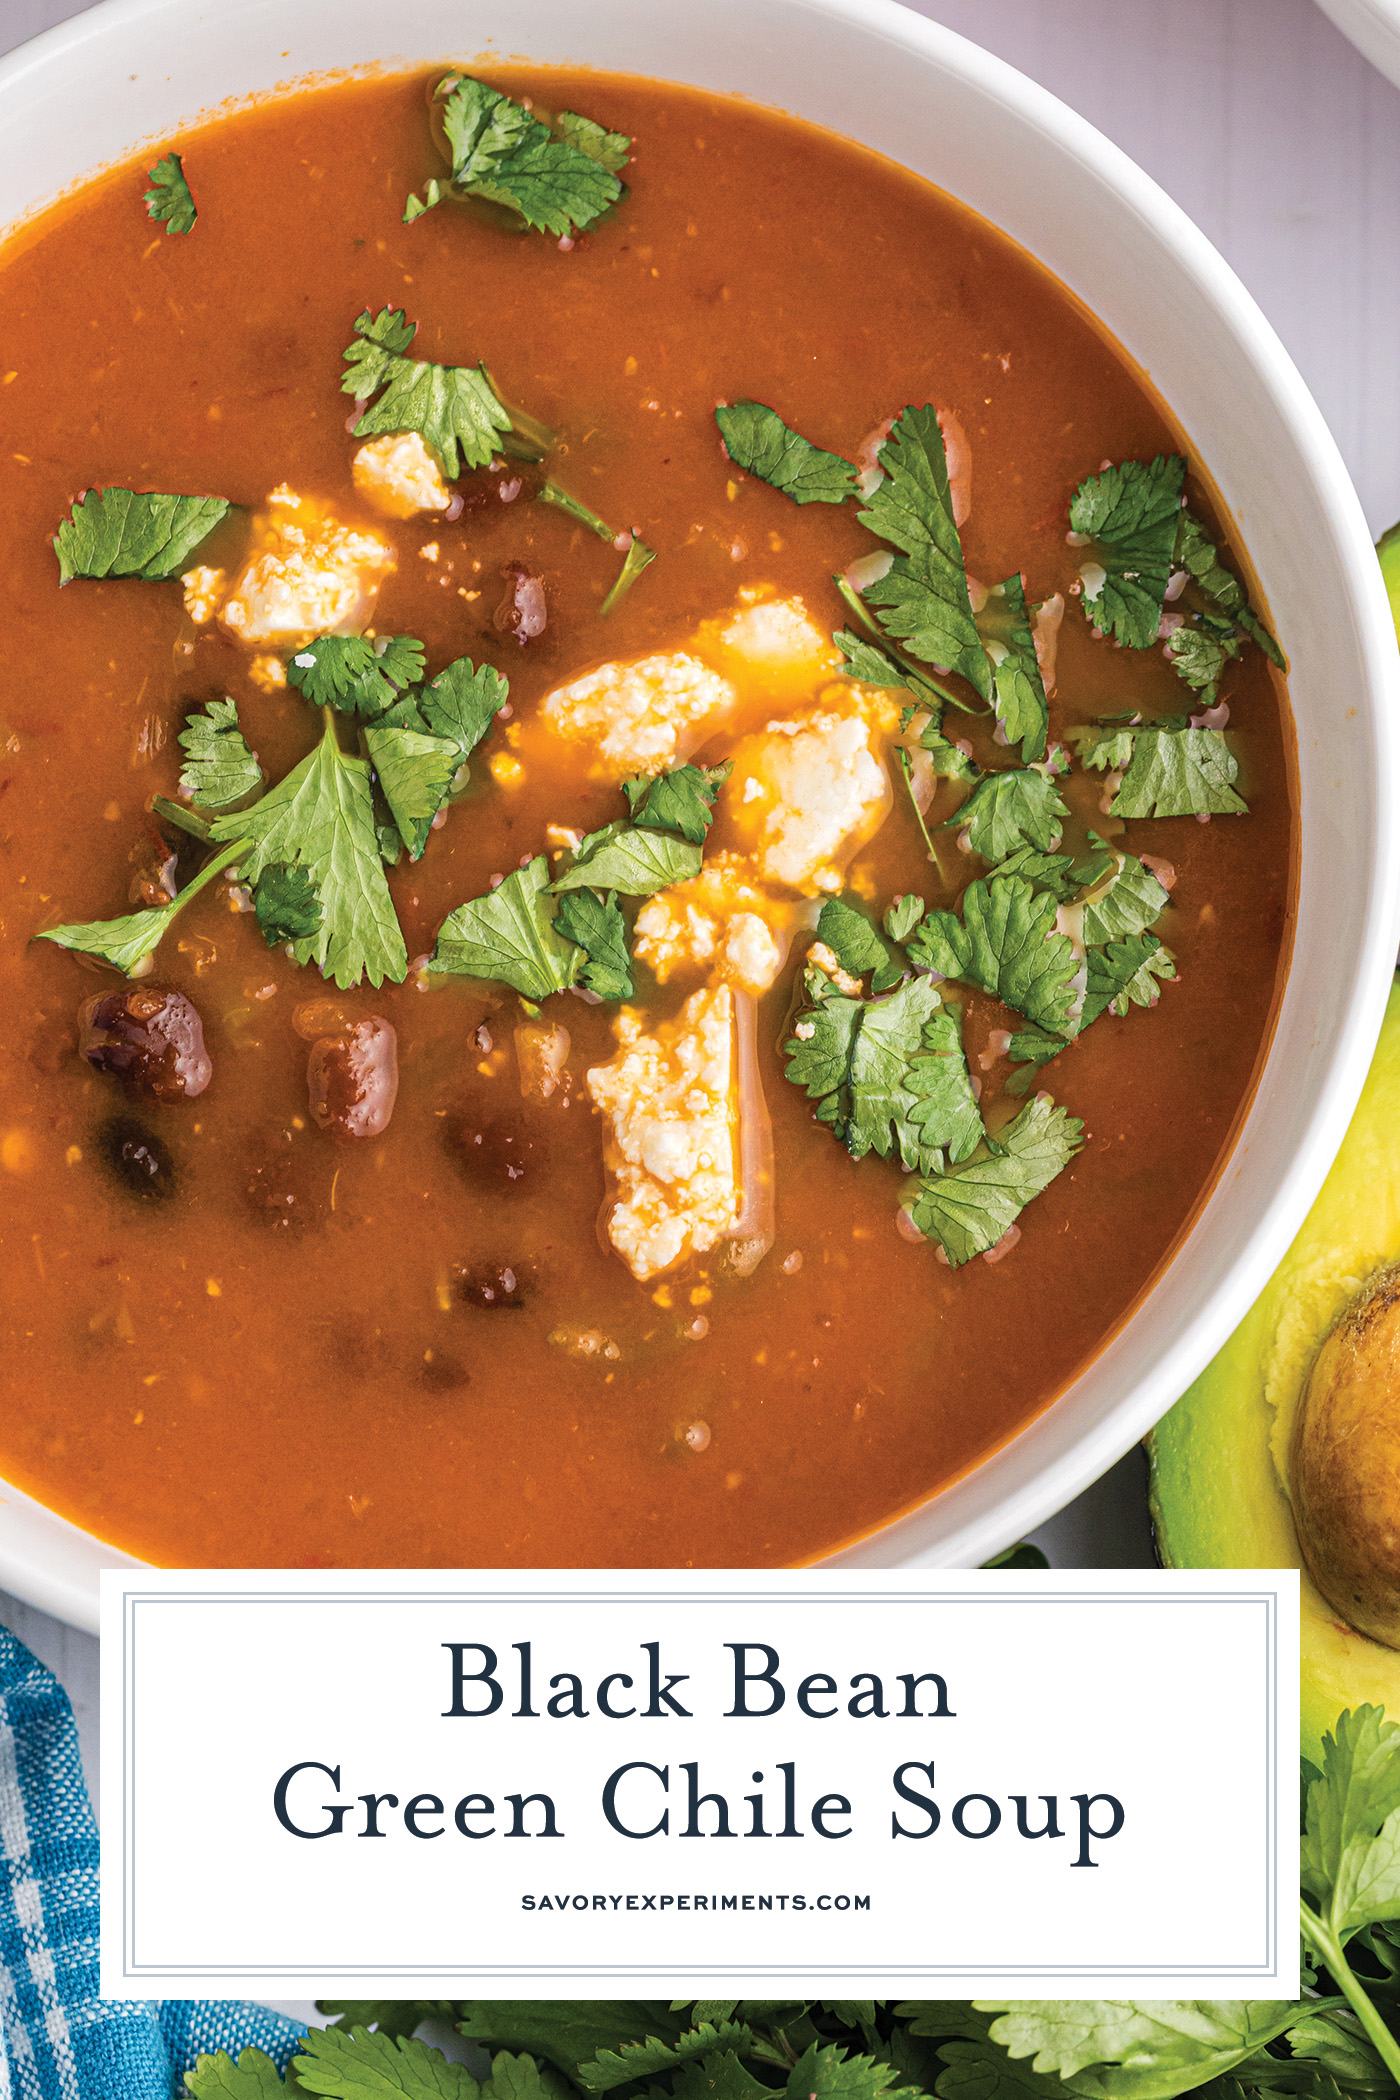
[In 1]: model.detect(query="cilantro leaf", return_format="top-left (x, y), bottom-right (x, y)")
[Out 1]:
top-left (909, 875), bottom-right (1080, 1036)
top-left (54, 486), bottom-right (229, 583)
top-left (977, 575), bottom-right (1049, 763)
top-left (144, 152), bottom-right (196, 234)
top-left (557, 111), bottom-right (633, 172)
top-left (209, 715), bottom-right (407, 989)
top-left (538, 480), bottom-right (617, 542)
top-left (906, 1006), bottom-right (987, 1169)
top-left (884, 894), bottom-right (926, 943)
top-left (1070, 723), bottom-right (1136, 774)
top-left (1080, 934), bottom-right (1175, 1028)
top-left (285, 633), bottom-right (426, 715)
top-left (406, 75), bottom-right (626, 235)
top-left (33, 838), bottom-right (246, 976)
top-left (254, 863), bottom-right (322, 947)
top-left (909, 1093), bottom-right (1084, 1266)
top-left (993, 845), bottom-right (1076, 902)
top-left (579, 2025), bottom-right (756, 2095)
top-left (949, 768), bottom-right (1068, 864)
top-left (178, 698), bottom-right (263, 809)
top-left (1111, 726), bottom-right (1247, 819)
top-left (343, 308), bottom-right (513, 478)
top-left (419, 654), bottom-right (509, 763)
top-left (917, 716), bottom-right (980, 784)
top-left (1164, 615), bottom-right (1240, 702)
top-left (816, 897), bottom-right (902, 991)
top-left (1077, 839), bottom-right (1170, 946)
top-left (428, 856), bottom-right (581, 999)
top-left (786, 2044), bottom-right (899, 2100)
top-left (975, 2001), bottom-right (1302, 2099)
top-left (550, 825), bottom-right (701, 897)
top-left (1069, 454), bottom-right (1185, 648)
top-left (458, 2006), bottom-right (686, 2081)
top-left (1004, 1027), bottom-right (1068, 1097)
top-left (293, 2023), bottom-right (478, 2097)
top-left (926, 2036), bottom-right (1067, 2100)
top-left (364, 720), bottom-right (460, 859)
top-left (672, 2054), bottom-right (771, 2100)
top-left (554, 887), bottom-right (634, 999)
top-left (1284, 2007), bottom-right (1393, 2088)
top-left (1175, 508), bottom-right (1285, 669)
top-left (624, 762), bottom-right (732, 845)
top-left (785, 972), bottom-right (971, 1172)
top-left (858, 405), bottom-right (990, 699)
top-left (187, 2046), bottom-right (287, 2098)
top-left (836, 629), bottom-right (923, 691)
top-left (1302, 1708), bottom-right (1400, 1944)
top-left (715, 402), bottom-right (857, 505)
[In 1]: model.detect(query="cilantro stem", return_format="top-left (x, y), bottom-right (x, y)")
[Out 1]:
top-left (600, 534), bottom-right (656, 615)
top-left (537, 479), bottom-right (615, 543)
top-left (1299, 1900), bottom-right (1400, 2084)
top-left (150, 793), bottom-right (212, 842)
top-left (896, 745), bottom-right (946, 879)
top-left (480, 365), bottom-right (555, 460)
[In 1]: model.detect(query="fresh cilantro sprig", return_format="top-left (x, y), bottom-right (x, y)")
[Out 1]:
top-left (1297, 1708), bottom-right (1400, 2083)
top-left (33, 839), bottom-right (248, 976)
top-left (555, 887), bottom-right (634, 999)
top-left (623, 762), bottom-right (731, 844)
top-left (910, 874), bottom-right (1080, 1037)
top-left (343, 309), bottom-right (520, 478)
top-left (54, 487), bottom-right (229, 583)
top-left (286, 634), bottom-right (427, 714)
top-left (857, 405), bottom-right (990, 699)
top-left (975, 575), bottom-right (1050, 763)
top-left (908, 1092), bottom-right (1084, 1266)
top-left (549, 823), bottom-right (701, 897)
top-left (1081, 933), bottom-right (1176, 1028)
top-left (177, 698), bottom-right (263, 809)
top-left (716, 402), bottom-right (858, 505)
top-left (947, 768), bottom-right (1067, 864)
top-left (1174, 507), bottom-right (1285, 669)
top-left (208, 713), bottom-right (407, 989)
top-left (1069, 454), bottom-right (1186, 649)
top-left (815, 897), bottom-right (907, 994)
top-left (1113, 725), bottom-right (1247, 819)
top-left (405, 74), bottom-right (629, 234)
top-left (144, 152), bottom-right (196, 234)
top-left (785, 969), bottom-right (984, 1174)
top-left (427, 856), bottom-right (581, 1000)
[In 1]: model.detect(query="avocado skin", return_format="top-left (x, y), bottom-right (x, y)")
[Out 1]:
top-left (1149, 982), bottom-right (1400, 1766)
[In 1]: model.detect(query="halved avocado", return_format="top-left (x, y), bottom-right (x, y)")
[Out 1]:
top-left (1149, 980), bottom-right (1400, 1765)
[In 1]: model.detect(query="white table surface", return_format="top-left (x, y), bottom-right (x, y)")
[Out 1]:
top-left (3, 0), bottom-right (1395, 1820)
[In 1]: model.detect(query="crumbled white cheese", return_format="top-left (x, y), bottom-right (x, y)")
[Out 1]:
top-left (219, 488), bottom-right (395, 648)
top-left (633, 854), bottom-right (791, 994)
top-left (352, 431), bottom-right (452, 519)
top-left (181, 565), bottom-right (225, 625)
top-left (539, 652), bottom-right (738, 779)
top-left (809, 939), bottom-right (863, 997)
top-left (723, 706), bottom-right (891, 893)
top-left (587, 983), bottom-right (739, 1280)
top-left (248, 654), bottom-right (287, 692)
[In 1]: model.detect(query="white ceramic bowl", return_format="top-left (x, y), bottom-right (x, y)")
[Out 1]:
top-left (4, 0), bottom-right (1398, 1633)
top-left (1315, 0), bottom-right (1400, 91)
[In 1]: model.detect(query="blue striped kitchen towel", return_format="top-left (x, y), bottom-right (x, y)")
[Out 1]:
top-left (0, 1625), bottom-right (305, 2097)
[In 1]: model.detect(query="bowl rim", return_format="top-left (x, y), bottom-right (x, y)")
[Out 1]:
top-left (3, 0), bottom-right (1399, 1628)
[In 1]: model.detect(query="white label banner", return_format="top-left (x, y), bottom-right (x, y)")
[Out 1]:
top-left (100, 1567), bottom-right (1298, 1997)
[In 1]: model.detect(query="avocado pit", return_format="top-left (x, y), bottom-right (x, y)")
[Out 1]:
top-left (1291, 1261), bottom-right (1400, 1649)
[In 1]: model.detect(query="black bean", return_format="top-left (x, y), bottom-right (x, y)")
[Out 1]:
top-left (494, 561), bottom-right (547, 644)
top-left (307, 1016), bottom-right (398, 1141)
top-left (96, 1114), bottom-right (177, 1202)
top-left (78, 984), bottom-right (211, 1101)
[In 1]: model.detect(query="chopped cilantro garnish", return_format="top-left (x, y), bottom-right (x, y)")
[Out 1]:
top-left (947, 766), bottom-right (1067, 863)
top-left (177, 699), bottom-right (263, 810)
top-left (715, 402), bottom-right (857, 505)
top-left (1112, 724), bottom-right (1247, 818)
top-left (814, 897), bottom-right (905, 993)
top-left (1069, 454), bottom-right (1185, 648)
top-left (549, 824), bottom-right (701, 897)
top-left (1164, 615), bottom-right (1239, 701)
top-left (1004, 1027), bottom-right (1067, 1096)
top-left (909, 1092), bottom-right (1084, 1266)
top-left (785, 971), bottom-right (979, 1173)
top-left (144, 153), bottom-right (196, 234)
top-left (404, 75), bottom-right (628, 235)
top-left (976, 574), bottom-right (1049, 763)
top-left (883, 893), bottom-right (925, 943)
top-left (150, 794), bottom-right (211, 843)
top-left (538, 480), bottom-right (616, 542)
top-left (1080, 932), bottom-right (1176, 1027)
top-left (555, 887), bottom-right (634, 999)
top-left (253, 865), bottom-right (322, 948)
top-left (362, 719), bottom-right (460, 860)
top-left (992, 843), bottom-right (1076, 901)
top-left (342, 308), bottom-right (514, 478)
top-left (418, 654), bottom-right (509, 763)
top-left (1175, 507), bottom-right (1285, 668)
top-left (427, 857), bottom-right (581, 999)
top-left (286, 632), bottom-right (426, 714)
top-left (1077, 837), bottom-right (1170, 945)
top-left (910, 874), bottom-right (1080, 1037)
top-left (858, 406), bottom-right (990, 699)
top-left (209, 714), bottom-right (407, 990)
top-left (1070, 722), bottom-right (1135, 773)
top-left (33, 839), bottom-right (247, 976)
top-left (835, 629), bottom-right (919, 690)
top-left (623, 762), bottom-right (731, 844)
top-left (53, 487), bottom-right (229, 584)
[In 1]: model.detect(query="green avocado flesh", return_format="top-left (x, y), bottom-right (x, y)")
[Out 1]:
top-left (1149, 979), bottom-right (1400, 1765)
